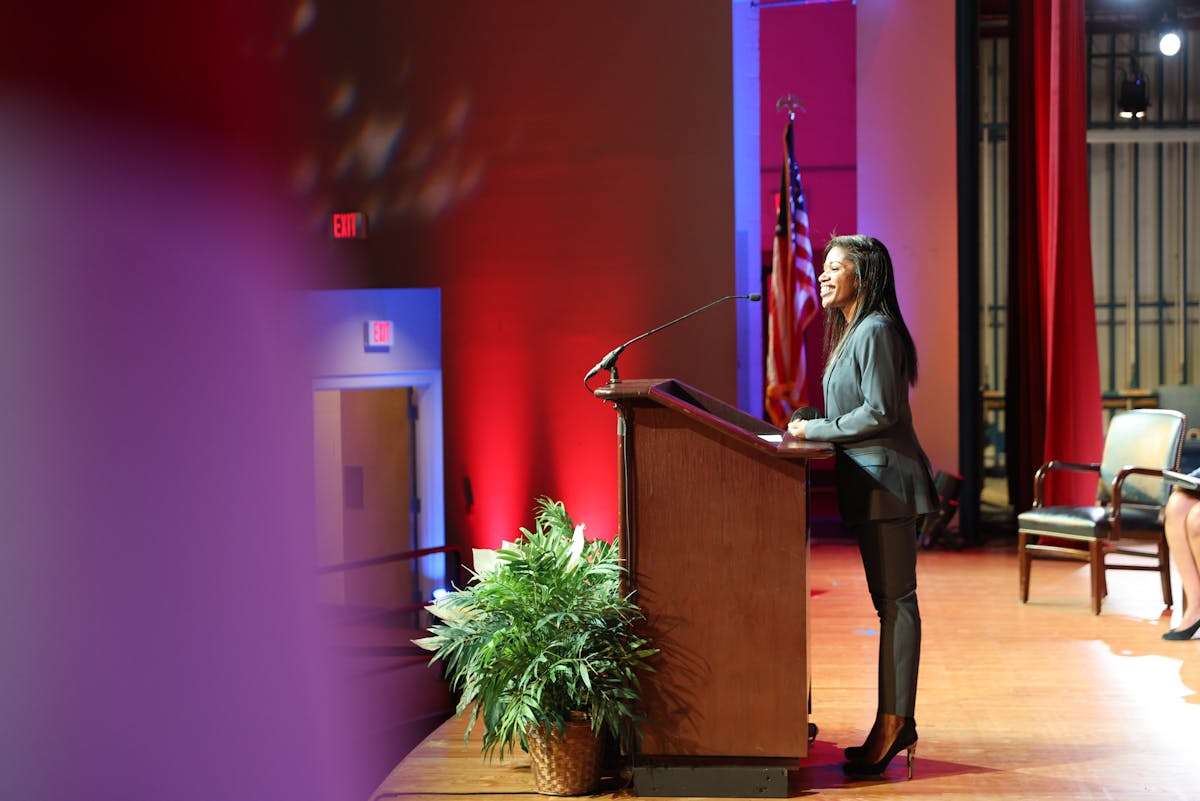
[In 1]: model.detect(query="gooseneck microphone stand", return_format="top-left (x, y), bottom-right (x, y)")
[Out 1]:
top-left (582, 293), bottom-right (761, 392)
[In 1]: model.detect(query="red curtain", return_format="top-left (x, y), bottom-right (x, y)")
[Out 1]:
top-left (1007, 0), bottom-right (1104, 511)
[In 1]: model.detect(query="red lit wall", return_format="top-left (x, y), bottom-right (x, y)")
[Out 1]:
top-left (300, 0), bottom-right (963, 551)
top-left (302, 2), bottom-right (742, 550)
top-left (4, 0), bottom-right (959, 554)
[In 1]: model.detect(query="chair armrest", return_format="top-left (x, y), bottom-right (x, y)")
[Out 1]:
top-left (1109, 466), bottom-right (1166, 538)
top-left (1032, 460), bottom-right (1102, 508)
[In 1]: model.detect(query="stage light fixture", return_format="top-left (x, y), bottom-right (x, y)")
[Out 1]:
top-left (1158, 2), bottom-right (1182, 56)
top-left (1118, 60), bottom-right (1148, 119)
top-left (1159, 30), bottom-right (1182, 56)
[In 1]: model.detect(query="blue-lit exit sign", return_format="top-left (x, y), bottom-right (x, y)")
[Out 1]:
top-left (365, 320), bottom-right (393, 350)
top-left (331, 211), bottom-right (368, 239)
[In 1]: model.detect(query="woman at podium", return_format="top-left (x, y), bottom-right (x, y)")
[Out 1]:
top-left (787, 234), bottom-right (937, 780)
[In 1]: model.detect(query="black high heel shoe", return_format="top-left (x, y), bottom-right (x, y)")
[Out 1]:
top-left (843, 718), bottom-right (918, 780)
top-left (843, 734), bottom-right (870, 761)
top-left (1163, 619), bottom-right (1200, 640)
top-left (843, 717), bottom-right (917, 762)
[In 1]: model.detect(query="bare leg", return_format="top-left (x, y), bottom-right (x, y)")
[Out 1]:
top-left (1165, 490), bottom-right (1200, 630)
top-left (1183, 501), bottom-right (1200, 627)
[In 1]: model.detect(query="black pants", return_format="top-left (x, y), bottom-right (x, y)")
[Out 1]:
top-left (851, 515), bottom-right (921, 718)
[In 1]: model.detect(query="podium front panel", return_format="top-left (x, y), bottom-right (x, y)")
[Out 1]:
top-left (620, 401), bottom-right (811, 759)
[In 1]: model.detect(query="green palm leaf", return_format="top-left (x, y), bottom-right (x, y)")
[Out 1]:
top-left (413, 497), bottom-right (656, 760)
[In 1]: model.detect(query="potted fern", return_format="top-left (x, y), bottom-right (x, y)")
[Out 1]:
top-left (414, 497), bottom-right (656, 795)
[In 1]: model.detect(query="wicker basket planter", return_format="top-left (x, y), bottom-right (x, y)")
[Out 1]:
top-left (527, 718), bottom-right (603, 796)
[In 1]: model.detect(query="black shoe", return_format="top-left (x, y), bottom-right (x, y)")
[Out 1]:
top-left (1163, 619), bottom-right (1200, 640)
top-left (843, 718), bottom-right (917, 762)
top-left (844, 719), bottom-right (918, 780)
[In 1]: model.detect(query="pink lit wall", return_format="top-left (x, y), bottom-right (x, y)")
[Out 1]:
top-left (855, 0), bottom-right (960, 474)
top-left (759, 1), bottom-right (857, 408)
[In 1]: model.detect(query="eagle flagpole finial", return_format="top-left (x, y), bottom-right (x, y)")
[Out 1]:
top-left (775, 93), bottom-right (806, 121)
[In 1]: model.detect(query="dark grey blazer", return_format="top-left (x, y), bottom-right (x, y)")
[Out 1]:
top-left (803, 312), bottom-right (938, 524)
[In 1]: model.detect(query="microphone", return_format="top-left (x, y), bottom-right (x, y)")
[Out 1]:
top-left (584, 293), bottom-right (762, 386)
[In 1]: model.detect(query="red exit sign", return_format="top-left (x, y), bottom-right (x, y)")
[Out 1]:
top-left (365, 320), bottom-right (393, 350)
top-left (331, 211), bottom-right (368, 239)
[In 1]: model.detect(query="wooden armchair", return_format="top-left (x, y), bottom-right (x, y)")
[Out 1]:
top-left (1017, 409), bottom-right (1186, 614)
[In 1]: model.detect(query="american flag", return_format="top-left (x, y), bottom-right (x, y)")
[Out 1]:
top-left (765, 118), bottom-right (820, 428)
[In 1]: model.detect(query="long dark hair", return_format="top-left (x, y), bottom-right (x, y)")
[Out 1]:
top-left (822, 234), bottom-right (919, 385)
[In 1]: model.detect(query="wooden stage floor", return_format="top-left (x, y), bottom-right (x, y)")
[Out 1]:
top-left (372, 541), bottom-right (1200, 800)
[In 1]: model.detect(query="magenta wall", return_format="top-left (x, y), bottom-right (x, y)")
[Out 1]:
top-left (759, 1), bottom-right (858, 406)
top-left (760, 2), bottom-right (858, 249)
top-left (760, 0), bottom-right (960, 473)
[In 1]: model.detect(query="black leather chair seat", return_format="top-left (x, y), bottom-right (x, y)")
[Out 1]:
top-left (1017, 504), bottom-right (1162, 540)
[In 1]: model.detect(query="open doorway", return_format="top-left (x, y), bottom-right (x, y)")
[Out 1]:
top-left (302, 288), bottom-right (446, 606)
top-left (314, 387), bottom-right (419, 611)
top-left (302, 289), bottom-right (450, 795)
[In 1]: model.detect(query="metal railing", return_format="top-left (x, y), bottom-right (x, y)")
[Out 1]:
top-left (318, 544), bottom-right (463, 663)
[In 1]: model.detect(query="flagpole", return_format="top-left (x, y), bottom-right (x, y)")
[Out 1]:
top-left (765, 93), bottom-right (819, 427)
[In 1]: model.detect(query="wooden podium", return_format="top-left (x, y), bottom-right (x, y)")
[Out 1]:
top-left (594, 379), bottom-right (832, 796)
